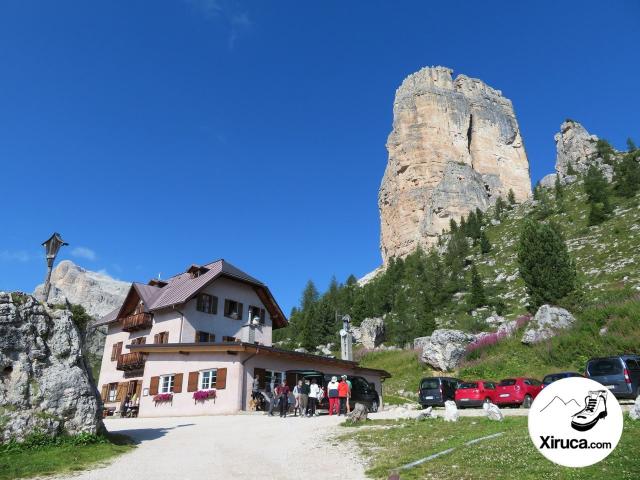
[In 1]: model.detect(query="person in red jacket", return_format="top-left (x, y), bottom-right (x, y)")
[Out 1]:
top-left (338, 376), bottom-right (350, 415)
top-left (275, 381), bottom-right (290, 418)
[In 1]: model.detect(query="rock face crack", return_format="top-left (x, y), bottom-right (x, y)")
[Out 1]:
top-left (378, 66), bottom-right (531, 262)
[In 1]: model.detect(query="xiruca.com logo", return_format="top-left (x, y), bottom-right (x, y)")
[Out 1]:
top-left (528, 377), bottom-right (623, 467)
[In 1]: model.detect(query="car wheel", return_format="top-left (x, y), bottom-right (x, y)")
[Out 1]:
top-left (523, 395), bottom-right (533, 409)
top-left (370, 400), bottom-right (378, 413)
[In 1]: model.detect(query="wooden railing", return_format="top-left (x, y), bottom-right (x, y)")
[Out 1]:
top-left (120, 312), bottom-right (152, 332)
top-left (116, 352), bottom-right (146, 371)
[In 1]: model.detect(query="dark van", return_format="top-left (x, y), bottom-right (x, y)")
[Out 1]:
top-left (585, 355), bottom-right (640, 399)
top-left (418, 377), bottom-right (461, 407)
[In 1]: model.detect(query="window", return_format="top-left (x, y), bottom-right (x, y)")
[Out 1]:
top-left (107, 383), bottom-right (118, 402)
top-left (111, 342), bottom-right (123, 361)
top-left (484, 382), bottom-right (496, 390)
top-left (224, 299), bottom-right (244, 320)
top-left (264, 370), bottom-right (284, 390)
top-left (197, 294), bottom-right (218, 314)
top-left (131, 337), bottom-right (146, 345)
top-left (196, 331), bottom-right (216, 343)
top-left (154, 331), bottom-right (169, 344)
top-left (249, 305), bottom-right (266, 324)
top-left (352, 377), bottom-right (370, 393)
top-left (159, 374), bottom-right (175, 394)
top-left (222, 335), bottom-right (238, 342)
top-left (199, 369), bottom-right (218, 390)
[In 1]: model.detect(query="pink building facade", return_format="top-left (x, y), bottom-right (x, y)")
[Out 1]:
top-left (96, 259), bottom-right (389, 417)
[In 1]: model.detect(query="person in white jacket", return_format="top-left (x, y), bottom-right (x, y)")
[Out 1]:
top-left (327, 376), bottom-right (340, 416)
top-left (308, 379), bottom-right (320, 416)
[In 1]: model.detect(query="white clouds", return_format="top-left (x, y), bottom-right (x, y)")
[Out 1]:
top-left (71, 246), bottom-right (97, 261)
top-left (0, 250), bottom-right (36, 262)
top-left (186, 0), bottom-right (252, 49)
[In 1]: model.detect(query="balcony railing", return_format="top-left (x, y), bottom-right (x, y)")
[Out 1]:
top-left (116, 352), bottom-right (146, 371)
top-left (120, 312), bottom-right (152, 332)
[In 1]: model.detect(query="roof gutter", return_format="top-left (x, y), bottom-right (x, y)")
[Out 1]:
top-left (240, 348), bottom-right (260, 411)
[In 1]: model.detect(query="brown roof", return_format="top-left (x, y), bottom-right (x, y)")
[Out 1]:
top-left (94, 259), bottom-right (287, 328)
top-left (128, 341), bottom-right (391, 378)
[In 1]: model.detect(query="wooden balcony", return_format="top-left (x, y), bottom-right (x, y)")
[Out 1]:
top-left (116, 352), bottom-right (146, 371)
top-left (120, 312), bottom-right (152, 332)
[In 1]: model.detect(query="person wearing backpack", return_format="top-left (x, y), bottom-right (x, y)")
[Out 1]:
top-left (327, 376), bottom-right (340, 416)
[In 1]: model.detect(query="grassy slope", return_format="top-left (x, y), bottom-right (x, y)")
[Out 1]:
top-left (343, 417), bottom-right (640, 480)
top-left (0, 434), bottom-right (134, 480)
top-left (360, 182), bottom-right (640, 394)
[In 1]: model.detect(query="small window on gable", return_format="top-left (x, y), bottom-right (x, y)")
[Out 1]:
top-left (195, 331), bottom-right (216, 343)
top-left (154, 331), bottom-right (169, 344)
top-left (249, 306), bottom-right (266, 325)
top-left (197, 294), bottom-right (218, 314)
top-left (224, 299), bottom-right (243, 320)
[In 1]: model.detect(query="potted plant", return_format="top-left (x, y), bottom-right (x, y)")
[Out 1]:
top-left (193, 389), bottom-right (217, 403)
top-left (153, 393), bottom-right (173, 404)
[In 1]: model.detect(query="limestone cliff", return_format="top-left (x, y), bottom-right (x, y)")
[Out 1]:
top-left (0, 292), bottom-right (104, 442)
top-left (379, 66), bottom-right (531, 262)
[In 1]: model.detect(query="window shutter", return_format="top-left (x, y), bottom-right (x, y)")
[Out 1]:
top-left (154, 333), bottom-right (159, 344)
top-left (224, 299), bottom-right (230, 316)
top-left (116, 383), bottom-right (127, 401)
top-left (195, 331), bottom-right (200, 343)
top-left (237, 303), bottom-right (243, 320)
top-left (260, 308), bottom-right (266, 324)
top-left (117, 342), bottom-right (123, 356)
top-left (173, 373), bottom-right (183, 394)
top-left (111, 344), bottom-right (117, 361)
top-left (216, 368), bottom-right (227, 389)
top-left (212, 296), bottom-right (218, 314)
top-left (187, 371), bottom-right (199, 392)
top-left (149, 376), bottom-right (160, 395)
top-left (101, 384), bottom-right (109, 401)
top-left (140, 337), bottom-right (146, 344)
top-left (134, 381), bottom-right (142, 399)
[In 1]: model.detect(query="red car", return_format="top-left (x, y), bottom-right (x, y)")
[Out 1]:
top-left (495, 377), bottom-right (543, 408)
top-left (455, 380), bottom-right (498, 408)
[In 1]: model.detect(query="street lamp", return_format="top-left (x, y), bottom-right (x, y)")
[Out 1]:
top-left (41, 232), bottom-right (68, 301)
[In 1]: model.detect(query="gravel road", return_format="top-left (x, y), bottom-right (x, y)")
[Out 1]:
top-left (56, 413), bottom-right (366, 480)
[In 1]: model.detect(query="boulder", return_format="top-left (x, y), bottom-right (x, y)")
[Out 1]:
top-left (443, 400), bottom-right (459, 422)
top-left (539, 173), bottom-right (558, 189)
top-left (497, 320), bottom-right (519, 338)
top-left (294, 347), bottom-right (308, 353)
top-left (484, 314), bottom-right (505, 326)
top-left (629, 396), bottom-right (640, 420)
top-left (351, 317), bottom-right (385, 349)
top-left (483, 402), bottom-right (504, 421)
top-left (521, 305), bottom-right (575, 344)
top-left (413, 336), bottom-right (431, 351)
top-left (0, 292), bottom-right (104, 442)
top-left (417, 406), bottom-right (434, 420)
top-left (420, 329), bottom-right (476, 371)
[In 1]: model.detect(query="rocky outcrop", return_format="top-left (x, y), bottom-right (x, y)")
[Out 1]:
top-left (629, 395), bottom-right (640, 420)
top-left (554, 120), bottom-right (614, 182)
top-left (484, 402), bottom-right (504, 421)
top-left (352, 317), bottom-right (385, 349)
top-left (521, 305), bottom-right (575, 344)
top-left (419, 329), bottom-right (476, 371)
top-left (33, 260), bottom-right (129, 374)
top-left (34, 260), bottom-right (129, 319)
top-left (0, 292), bottom-right (103, 442)
top-left (379, 66), bottom-right (531, 262)
top-left (443, 400), bottom-right (459, 422)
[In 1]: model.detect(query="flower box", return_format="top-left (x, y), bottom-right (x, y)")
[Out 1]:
top-left (193, 389), bottom-right (217, 403)
top-left (153, 393), bottom-right (173, 404)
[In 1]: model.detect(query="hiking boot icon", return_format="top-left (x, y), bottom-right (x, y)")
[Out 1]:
top-left (571, 390), bottom-right (608, 432)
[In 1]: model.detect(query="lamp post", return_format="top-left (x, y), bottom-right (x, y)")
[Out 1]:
top-left (41, 232), bottom-right (68, 302)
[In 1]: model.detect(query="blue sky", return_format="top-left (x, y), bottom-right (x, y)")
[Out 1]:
top-left (1, 1), bottom-right (638, 315)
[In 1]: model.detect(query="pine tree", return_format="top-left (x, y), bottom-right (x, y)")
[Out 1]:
top-left (596, 139), bottom-right (614, 164)
top-left (517, 220), bottom-right (577, 310)
top-left (627, 138), bottom-right (637, 152)
top-left (535, 188), bottom-right (553, 220)
top-left (584, 165), bottom-right (612, 225)
top-left (508, 188), bottom-right (516, 206)
top-left (614, 152), bottom-right (640, 198)
top-left (533, 182), bottom-right (542, 201)
top-left (475, 207), bottom-right (484, 226)
top-left (480, 231), bottom-right (491, 254)
top-left (566, 162), bottom-right (577, 176)
top-left (494, 197), bottom-right (506, 220)
top-left (449, 218), bottom-right (458, 234)
top-left (469, 264), bottom-right (486, 308)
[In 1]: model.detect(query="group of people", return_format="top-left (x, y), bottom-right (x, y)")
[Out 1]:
top-left (252, 375), bottom-right (352, 418)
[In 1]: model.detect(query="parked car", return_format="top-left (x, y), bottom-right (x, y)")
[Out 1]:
top-left (455, 380), bottom-right (498, 408)
top-left (585, 355), bottom-right (640, 399)
top-left (418, 377), bottom-right (461, 408)
top-left (542, 371), bottom-right (583, 387)
top-left (494, 377), bottom-right (543, 408)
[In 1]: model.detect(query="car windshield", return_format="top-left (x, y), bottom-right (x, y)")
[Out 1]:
top-left (588, 359), bottom-right (623, 376)
top-left (458, 382), bottom-right (478, 389)
top-left (420, 379), bottom-right (440, 390)
top-left (499, 379), bottom-right (517, 386)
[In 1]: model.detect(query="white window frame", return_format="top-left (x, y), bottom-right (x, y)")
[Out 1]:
top-left (159, 374), bottom-right (175, 394)
top-left (107, 383), bottom-right (118, 402)
top-left (199, 369), bottom-right (218, 390)
top-left (264, 370), bottom-right (285, 390)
